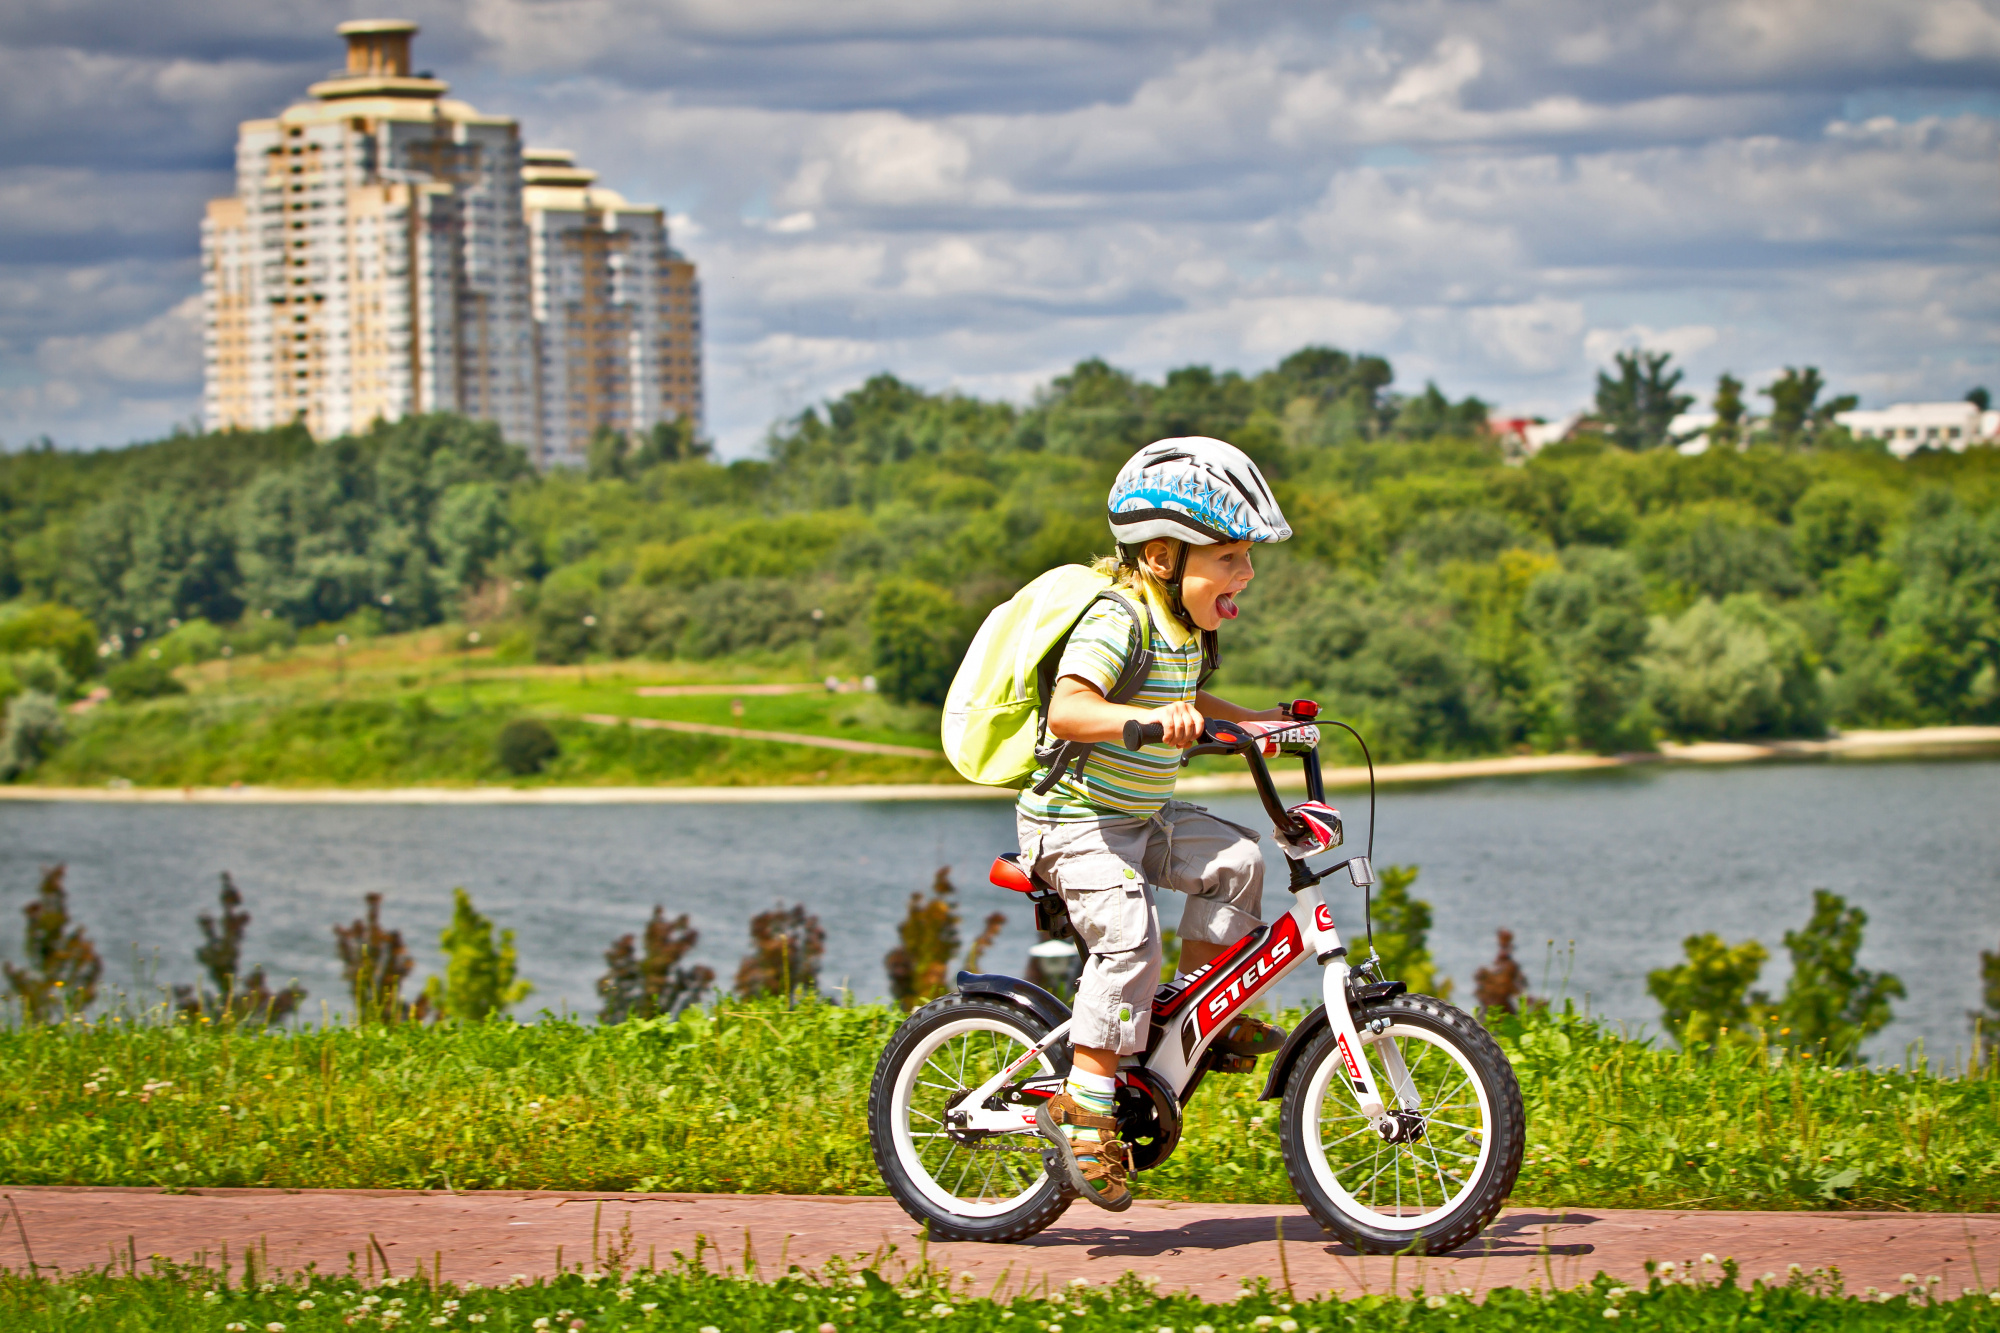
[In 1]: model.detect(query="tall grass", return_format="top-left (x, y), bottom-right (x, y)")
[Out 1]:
top-left (0, 999), bottom-right (1992, 1210)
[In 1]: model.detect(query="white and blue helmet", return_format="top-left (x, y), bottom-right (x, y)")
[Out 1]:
top-left (1107, 437), bottom-right (1291, 549)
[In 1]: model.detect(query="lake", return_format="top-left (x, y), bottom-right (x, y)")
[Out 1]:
top-left (0, 756), bottom-right (1994, 1063)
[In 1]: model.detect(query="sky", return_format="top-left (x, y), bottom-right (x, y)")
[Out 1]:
top-left (2, 0), bottom-right (1997, 458)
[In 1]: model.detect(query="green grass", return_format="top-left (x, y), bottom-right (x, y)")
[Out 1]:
top-left (0, 1001), bottom-right (1993, 1211)
top-left (4, 1260), bottom-right (1997, 1331)
top-left (21, 626), bottom-right (961, 789)
top-left (36, 696), bottom-right (956, 788)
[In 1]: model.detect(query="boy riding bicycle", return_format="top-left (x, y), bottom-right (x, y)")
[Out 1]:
top-left (1023, 436), bottom-right (1332, 1210)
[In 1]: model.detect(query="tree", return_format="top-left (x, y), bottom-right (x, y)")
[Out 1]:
top-left (495, 717), bottom-right (560, 775)
top-left (1521, 548), bottom-right (1654, 752)
top-left (1367, 865), bottom-right (1450, 1000)
top-left (3, 864), bottom-right (101, 1023)
top-left (334, 892), bottom-right (431, 1024)
top-left (1643, 596), bottom-right (1825, 740)
top-left (1594, 350), bottom-right (1692, 451)
top-left (1473, 929), bottom-right (1539, 1017)
top-left (1646, 932), bottom-right (1768, 1048)
top-left (1966, 387), bottom-right (1990, 412)
top-left (0, 689), bottom-right (65, 779)
top-left (735, 903), bottom-right (824, 1003)
top-left (885, 867), bottom-right (965, 1011)
top-left (599, 907), bottom-right (715, 1023)
top-left (1708, 373), bottom-right (1745, 449)
top-left (0, 604), bottom-right (98, 682)
top-left (423, 888), bottom-right (533, 1022)
top-left (173, 872), bottom-right (305, 1026)
top-left (1760, 367), bottom-right (1856, 446)
top-left (1770, 889), bottom-right (1904, 1062)
top-left (585, 424), bottom-right (630, 481)
top-left (870, 578), bottom-right (967, 706)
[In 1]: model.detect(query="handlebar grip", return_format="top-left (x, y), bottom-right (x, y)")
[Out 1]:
top-left (1123, 718), bottom-right (1166, 750)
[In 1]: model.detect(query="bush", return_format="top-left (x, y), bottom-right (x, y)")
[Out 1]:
top-left (870, 577), bottom-right (967, 706)
top-left (104, 656), bottom-right (185, 701)
top-left (494, 717), bottom-right (560, 775)
top-left (1646, 931), bottom-right (1768, 1048)
top-left (0, 690), bottom-right (64, 778)
top-left (5, 648), bottom-right (72, 699)
top-left (0, 604), bottom-right (97, 682)
top-left (423, 887), bottom-right (533, 1022)
top-left (1643, 595), bottom-right (1824, 739)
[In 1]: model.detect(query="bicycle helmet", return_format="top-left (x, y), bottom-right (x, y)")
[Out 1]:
top-left (1107, 437), bottom-right (1291, 549)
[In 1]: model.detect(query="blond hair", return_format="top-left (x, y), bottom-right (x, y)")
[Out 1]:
top-left (1091, 538), bottom-right (1180, 602)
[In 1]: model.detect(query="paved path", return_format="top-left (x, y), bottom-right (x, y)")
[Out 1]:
top-left (3, 1189), bottom-right (1994, 1300)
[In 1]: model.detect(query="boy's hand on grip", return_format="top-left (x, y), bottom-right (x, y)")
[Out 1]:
top-left (1123, 700), bottom-right (1200, 750)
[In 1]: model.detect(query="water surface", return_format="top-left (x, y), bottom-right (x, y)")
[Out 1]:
top-left (0, 757), bottom-right (1993, 1062)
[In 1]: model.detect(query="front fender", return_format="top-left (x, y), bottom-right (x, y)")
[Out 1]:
top-left (1258, 1003), bottom-right (1330, 1101)
top-left (955, 971), bottom-right (1072, 1036)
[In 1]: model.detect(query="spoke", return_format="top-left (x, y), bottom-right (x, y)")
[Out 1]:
top-left (1319, 1123), bottom-right (1373, 1152)
top-left (955, 1034), bottom-right (970, 1085)
top-left (910, 1108), bottom-right (943, 1126)
top-left (951, 1143), bottom-right (976, 1198)
top-left (1424, 1118), bottom-right (1487, 1135)
top-left (1422, 1134), bottom-right (1454, 1200)
top-left (977, 1147), bottom-right (1001, 1202)
top-left (916, 1078), bottom-right (964, 1093)
top-left (1425, 1072), bottom-right (1471, 1113)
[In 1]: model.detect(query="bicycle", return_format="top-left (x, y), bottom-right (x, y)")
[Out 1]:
top-left (866, 701), bottom-right (1525, 1253)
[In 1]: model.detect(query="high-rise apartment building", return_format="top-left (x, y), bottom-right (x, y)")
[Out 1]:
top-left (201, 20), bottom-right (701, 462)
top-left (523, 149), bottom-right (704, 467)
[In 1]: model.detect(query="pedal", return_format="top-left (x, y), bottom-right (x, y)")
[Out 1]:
top-left (1212, 1053), bottom-right (1256, 1074)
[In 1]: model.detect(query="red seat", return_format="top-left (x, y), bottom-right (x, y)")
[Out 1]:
top-left (989, 853), bottom-right (1037, 894)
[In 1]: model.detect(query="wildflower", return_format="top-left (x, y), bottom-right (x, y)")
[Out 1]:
top-left (1279, 1321), bottom-right (1298, 1331)
top-left (568, 1321), bottom-right (585, 1331)
top-left (1069, 1278), bottom-right (1089, 1287)
top-left (700, 1326), bottom-right (721, 1333)
top-left (1048, 1325), bottom-right (1063, 1333)
top-left (1602, 1309), bottom-right (1620, 1320)
top-left (83, 1081), bottom-right (100, 1094)
top-left (300, 1299), bottom-right (317, 1309)
top-left (1901, 1273), bottom-right (1918, 1285)
top-left (820, 1325), bottom-right (839, 1333)
top-left (1700, 1253), bottom-right (1717, 1266)
top-left (932, 1303), bottom-right (955, 1315)
top-left (1157, 1327), bottom-right (1176, 1333)
top-left (532, 1320), bottom-right (550, 1330)
top-left (469, 1320), bottom-right (487, 1327)
top-left (363, 1295), bottom-right (383, 1306)
top-left (77, 1294), bottom-right (94, 1306)
top-left (1194, 1326), bottom-right (1216, 1333)
top-left (225, 1324), bottom-right (248, 1332)
top-left (640, 1304), bottom-right (659, 1313)
top-left (205, 1291), bottom-right (221, 1304)
top-left (1426, 1296), bottom-right (1448, 1309)
top-left (1606, 1288), bottom-right (1627, 1303)
top-left (430, 1320), bottom-right (448, 1328)
top-left (267, 1324), bottom-right (288, 1332)
top-left (1254, 1318), bottom-right (1276, 1328)
top-left (616, 1288), bottom-right (634, 1301)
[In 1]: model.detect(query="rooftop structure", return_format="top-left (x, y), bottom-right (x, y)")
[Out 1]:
top-left (1836, 401), bottom-right (1997, 457)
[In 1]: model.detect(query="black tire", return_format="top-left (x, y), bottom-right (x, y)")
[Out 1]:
top-left (1279, 994), bottom-right (1524, 1255)
top-left (867, 994), bottom-right (1074, 1243)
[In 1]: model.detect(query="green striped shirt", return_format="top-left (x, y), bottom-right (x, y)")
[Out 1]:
top-left (1018, 593), bottom-right (1204, 822)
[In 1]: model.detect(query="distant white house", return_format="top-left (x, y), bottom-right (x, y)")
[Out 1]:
top-left (1835, 401), bottom-right (1996, 457)
top-left (1669, 411), bottom-right (1719, 455)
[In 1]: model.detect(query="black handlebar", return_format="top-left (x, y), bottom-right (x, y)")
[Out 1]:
top-left (1122, 718), bottom-right (1167, 750)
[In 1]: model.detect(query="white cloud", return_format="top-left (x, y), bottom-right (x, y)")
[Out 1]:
top-left (1, 0), bottom-right (1996, 452)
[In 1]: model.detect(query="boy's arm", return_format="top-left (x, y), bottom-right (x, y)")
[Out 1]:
top-left (1196, 690), bottom-right (1288, 724)
top-left (1048, 676), bottom-right (1204, 748)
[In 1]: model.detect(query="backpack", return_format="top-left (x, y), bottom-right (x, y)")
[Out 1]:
top-left (941, 565), bottom-right (1216, 792)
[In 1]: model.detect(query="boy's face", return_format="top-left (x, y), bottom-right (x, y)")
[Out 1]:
top-left (1146, 538), bottom-right (1256, 631)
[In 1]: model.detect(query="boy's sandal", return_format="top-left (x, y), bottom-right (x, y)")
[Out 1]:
top-left (1219, 1015), bottom-right (1287, 1058)
top-left (1212, 1052), bottom-right (1257, 1074)
top-left (1035, 1093), bottom-right (1133, 1212)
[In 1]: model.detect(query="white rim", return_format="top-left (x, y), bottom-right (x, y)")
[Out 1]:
top-left (1302, 1021), bottom-right (1496, 1232)
top-left (889, 1013), bottom-right (1058, 1218)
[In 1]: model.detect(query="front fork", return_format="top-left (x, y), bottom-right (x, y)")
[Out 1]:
top-left (1307, 882), bottom-right (1420, 1126)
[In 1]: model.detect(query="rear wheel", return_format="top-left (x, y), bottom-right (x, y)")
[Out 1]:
top-left (868, 994), bottom-right (1073, 1243)
top-left (1279, 994), bottom-right (1523, 1254)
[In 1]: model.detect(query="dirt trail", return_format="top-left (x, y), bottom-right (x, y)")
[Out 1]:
top-left (3, 1189), bottom-right (1994, 1300)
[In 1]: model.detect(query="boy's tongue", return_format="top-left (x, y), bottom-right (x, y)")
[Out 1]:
top-left (1214, 593), bottom-right (1239, 620)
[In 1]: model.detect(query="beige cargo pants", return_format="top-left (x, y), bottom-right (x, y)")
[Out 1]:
top-left (1016, 800), bottom-right (1264, 1055)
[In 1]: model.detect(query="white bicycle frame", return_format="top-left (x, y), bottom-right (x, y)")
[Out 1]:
top-left (951, 857), bottom-right (1420, 1139)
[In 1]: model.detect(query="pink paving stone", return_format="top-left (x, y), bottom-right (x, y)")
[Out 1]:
top-left (1, 1188), bottom-right (1996, 1302)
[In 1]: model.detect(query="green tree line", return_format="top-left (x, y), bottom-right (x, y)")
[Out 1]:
top-left (3, 346), bottom-right (1996, 763)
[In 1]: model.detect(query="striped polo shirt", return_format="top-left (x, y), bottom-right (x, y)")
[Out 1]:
top-left (1018, 584), bottom-right (1204, 822)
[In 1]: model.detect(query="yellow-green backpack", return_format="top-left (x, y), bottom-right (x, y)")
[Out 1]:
top-left (941, 565), bottom-right (1155, 791)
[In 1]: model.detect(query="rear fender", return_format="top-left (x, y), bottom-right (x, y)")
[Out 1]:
top-left (956, 971), bottom-right (1072, 1036)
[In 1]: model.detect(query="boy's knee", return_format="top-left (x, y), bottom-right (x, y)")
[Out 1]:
top-left (1217, 836), bottom-right (1264, 901)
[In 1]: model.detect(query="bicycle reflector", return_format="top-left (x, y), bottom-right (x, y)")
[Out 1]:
top-left (1287, 699), bottom-right (1320, 719)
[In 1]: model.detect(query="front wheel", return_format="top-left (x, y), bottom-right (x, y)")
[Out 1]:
top-left (1280, 994), bottom-right (1524, 1254)
top-left (868, 994), bottom-right (1073, 1243)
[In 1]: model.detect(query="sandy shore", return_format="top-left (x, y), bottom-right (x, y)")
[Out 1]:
top-left (0, 726), bottom-right (1992, 805)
